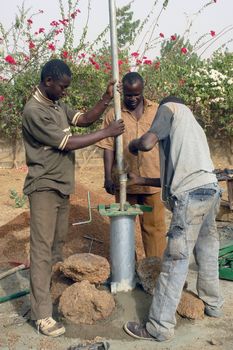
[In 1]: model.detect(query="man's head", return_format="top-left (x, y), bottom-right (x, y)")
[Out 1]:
top-left (159, 96), bottom-right (185, 107)
top-left (122, 72), bottom-right (144, 110)
top-left (40, 59), bottom-right (72, 101)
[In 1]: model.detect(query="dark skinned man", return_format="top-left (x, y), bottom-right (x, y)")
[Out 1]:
top-left (98, 72), bottom-right (166, 259)
top-left (124, 96), bottom-right (223, 342)
top-left (22, 59), bottom-right (124, 337)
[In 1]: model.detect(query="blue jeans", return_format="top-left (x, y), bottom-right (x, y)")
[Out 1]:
top-left (146, 183), bottom-right (223, 341)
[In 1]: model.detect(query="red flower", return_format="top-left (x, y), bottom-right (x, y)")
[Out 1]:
top-left (39, 27), bottom-right (45, 33)
top-left (48, 43), bottom-right (56, 51)
top-left (27, 19), bottom-right (33, 25)
top-left (104, 62), bottom-right (112, 70)
top-left (210, 30), bottom-right (216, 37)
top-left (71, 9), bottom-right (80, 19)
top-left (136, 59), bottom-right (142, 65)
top-left (181, 47), bottom-right (187, 54)
top-left (24, 55), bottom-right (30, 62)
top-left (61, 51), bottom-right (69, 59)
top-left (29, 41), bottom-right (35, 49)
top-left (179, 79), bottom-right (185, 86)
top-left (59, 19), bottom-right (69, 26)
top-left (89, 57), bottom-right (95, 64)
top-left (50, 20), bottom-right (60, 27)
top-left (154, 61), bottom-right (160, 69)
top-left (0, 95), bottom-right (5, 102)
top-left (131, 52), bottom-right (139, 58)
top-left (94, 63), bottom-right (100, 70)
top-left (54, 29), bottom-right (63, 35)
top-left (144, 59), bottom-right (152, 65)
top-left (118, 60), bottom-right (123, 65)
top-left (159, 33), bottom-right (164, 38)
top-left (5, 55), bottom-right (16, 65)
top-left (81, 53), bottom-right (85, 58)
top-left (170, 35), bottom-right (177, 41)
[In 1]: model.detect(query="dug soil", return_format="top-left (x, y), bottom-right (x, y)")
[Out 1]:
top-left (0, 164), bottom-right (233, 350)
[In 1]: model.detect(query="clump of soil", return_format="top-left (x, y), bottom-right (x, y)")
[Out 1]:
top-left (60, 253), bottom-right (110, 284)
top-left (58, 280), bottom-right (115, 324)
top-left (136, 256), bottom-right (161, 295)
top-left (137, 257), bottom-right (205, 320)
top-left (51, 262), bottom-right (73, 304)
top-left (177, 290), bottom-right (205, 320)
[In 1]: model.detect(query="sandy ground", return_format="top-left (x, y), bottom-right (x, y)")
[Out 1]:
top-left (0, 165), bottom-right (233, 350)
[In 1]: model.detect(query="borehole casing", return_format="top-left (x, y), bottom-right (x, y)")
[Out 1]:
top-left (110, 215), bottom-right (136, 293)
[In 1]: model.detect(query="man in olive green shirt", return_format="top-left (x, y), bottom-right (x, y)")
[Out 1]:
top-left (22, 59), bottom-right (124, 337)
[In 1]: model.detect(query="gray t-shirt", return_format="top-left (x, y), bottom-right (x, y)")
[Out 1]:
top-left (149, 102), bottom-right (217, 206)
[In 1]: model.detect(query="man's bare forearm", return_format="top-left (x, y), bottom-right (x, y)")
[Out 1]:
top-left (138, 177), bottom-right (161, 187)
top-left (77, 93), bottom-right (112, 127)
top-left (64, 129), bottom-right (109, 150)
top-left (104, 149), bottom-right (114, 181)
top-left (64, 119), bottom-right (124, 151)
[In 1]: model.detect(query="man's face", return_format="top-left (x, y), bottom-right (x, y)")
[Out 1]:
top-left (123, 80), bottom-right (144, 110)
top-left (45, 74), bottom-right (71, 101)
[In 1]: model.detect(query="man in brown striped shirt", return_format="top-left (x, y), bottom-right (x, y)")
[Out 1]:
top-left (22, 59), bottom-right (124, 337)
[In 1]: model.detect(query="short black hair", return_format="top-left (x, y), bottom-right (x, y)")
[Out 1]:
top-left (159, 96), bottom-right (185, 106)
top-left (40, 59), bottom-right (72, 82)
top-left (122, 72), bottom-right (144, 87)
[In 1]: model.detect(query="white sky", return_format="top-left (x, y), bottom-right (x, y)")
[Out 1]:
top-left (0, 0), bottom-right (232, 58)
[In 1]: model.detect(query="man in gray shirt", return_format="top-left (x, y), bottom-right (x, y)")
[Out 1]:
top-left (124, 96), bottom-right (223, 342)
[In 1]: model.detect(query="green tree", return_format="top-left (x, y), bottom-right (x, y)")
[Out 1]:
top-left (116, 2), bottom-right (140, 48)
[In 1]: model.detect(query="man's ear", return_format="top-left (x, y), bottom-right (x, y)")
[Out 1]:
top-left (44, 76), bottom-right (53, 87)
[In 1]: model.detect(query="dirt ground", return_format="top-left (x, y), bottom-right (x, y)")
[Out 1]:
top-left (0, 164), bottom-right (233, 350)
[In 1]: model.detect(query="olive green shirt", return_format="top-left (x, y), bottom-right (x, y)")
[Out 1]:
top-left (22, 87), bottom-right (83, 195)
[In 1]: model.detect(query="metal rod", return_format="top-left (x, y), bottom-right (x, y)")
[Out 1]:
top-left (108, 0), bottom-right (127, 211)
top-left (72, 192), bottom-right (92, 226)
top-left (0, 289), bottom-right (30, 303)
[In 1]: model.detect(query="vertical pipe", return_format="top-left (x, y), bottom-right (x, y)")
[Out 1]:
top-left (108, 0), bottom-right (127, 210)
top-left (110, 216), bottom-right (136, 292)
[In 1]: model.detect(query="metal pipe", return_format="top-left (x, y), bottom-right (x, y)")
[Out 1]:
top-left (72, 192), bottom-right (92, 226)
top-left (108, 0), bottom-right (127, 210)
top-left (110, 215), bottom-right (136, 292)
top-left (0, 289), bottom-right (30, 303)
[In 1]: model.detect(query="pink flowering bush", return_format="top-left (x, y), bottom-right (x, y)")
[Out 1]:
top-left (0, 0), bottom-right (232, 166)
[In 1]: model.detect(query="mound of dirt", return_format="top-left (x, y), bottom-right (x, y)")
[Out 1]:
top-left (177, 290), bottom-right (205, 320)
top-left (0, 171), bottom-right (145, 268)
top-left (60, 253), bottom-right (110, 284)
top-left (58, 280), bottom-right (115, 324)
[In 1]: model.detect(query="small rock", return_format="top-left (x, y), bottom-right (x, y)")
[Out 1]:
top-left (208, 338), bottom-right (223, 346)
top-left (59, 280), bottom-right (115, 324)
top-left (60, 253), bottom-right (110, 284)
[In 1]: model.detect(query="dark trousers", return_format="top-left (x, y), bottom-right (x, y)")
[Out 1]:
top-left (28, 190), bottom-right (70, 320)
